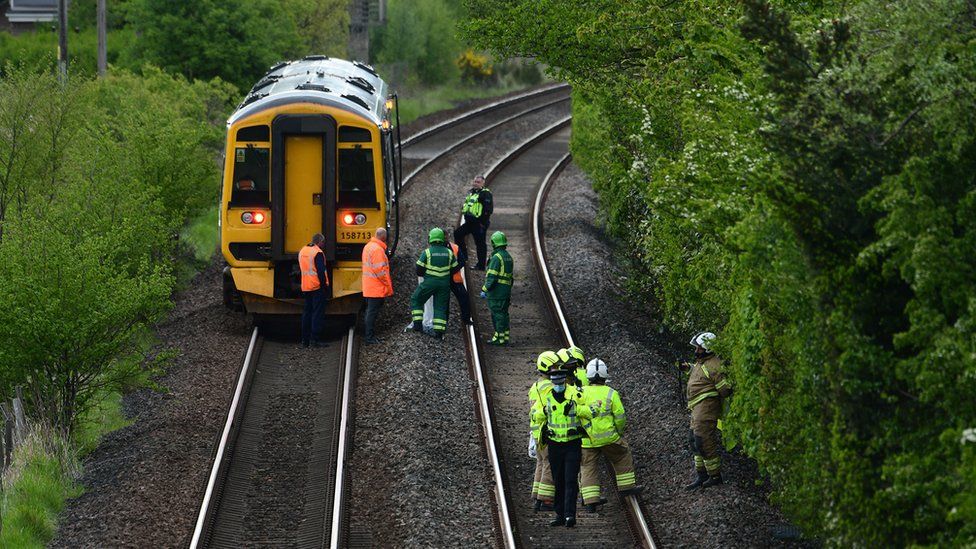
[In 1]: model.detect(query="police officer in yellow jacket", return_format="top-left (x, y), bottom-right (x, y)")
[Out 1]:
top-left (578, 358), bottom-right (643, 512)
top-left (683, 331), bottom-right (732, 489)
top-left (528, 351), bottom-right (560, 511)
top-left (557, 346), bottom-right (589, 388)
top-left (531, 368), bottom-right (589, 528)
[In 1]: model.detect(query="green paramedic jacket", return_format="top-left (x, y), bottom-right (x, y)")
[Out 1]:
top-left (578, 384), bottom-right (627, 448)
top-left (415, 244), bottom-right (459, 283)
top-left (482, 248), bottom-right (513, 298)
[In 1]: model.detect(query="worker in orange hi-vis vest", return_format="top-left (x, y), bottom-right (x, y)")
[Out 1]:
top-left (448, 237), bottom-right (473, 325)
top-left (362, 228), bottom-right (393, 344)
top-left (298, 233), bottom-right (330, 348)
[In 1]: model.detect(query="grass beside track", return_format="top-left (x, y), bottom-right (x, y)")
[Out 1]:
top-left (0, 431), bottom-right (81, 548)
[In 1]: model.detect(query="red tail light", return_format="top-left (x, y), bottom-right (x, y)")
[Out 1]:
top-left (241, 211), bottom-right (267, 224)
top-left (341, 212), bottom-right (367, 225)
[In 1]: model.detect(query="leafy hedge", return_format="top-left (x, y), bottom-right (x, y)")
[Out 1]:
top-left (0, 67), bottom-right (234, 432)
top-left (464, 0), bottom-right (976, 545)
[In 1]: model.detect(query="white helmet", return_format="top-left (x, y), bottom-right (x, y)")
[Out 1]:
top-left (586, 358), bottom-right (609, 380)
top-left (689, 332), bottom-right (716, 350)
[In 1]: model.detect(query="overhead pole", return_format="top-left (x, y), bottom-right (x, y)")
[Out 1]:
top-left (57, 0), bottom-right (68, 81)
top-left (97, 0), bottom-right (107, 77)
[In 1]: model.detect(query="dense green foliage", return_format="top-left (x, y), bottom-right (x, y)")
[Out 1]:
top-left (464, 0), bottom-right (976, 545)
top-left (125, 0), bottom-right (302, 90)
top-left (0, 67), bottom-right (233, 432)
top-left (372, 0), bottom-right (462, 85)
top-left (0, 0), bottom-right (349, 91)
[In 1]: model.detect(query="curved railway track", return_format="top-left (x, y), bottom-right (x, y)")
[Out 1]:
top-left (457, 117), bottom-right (659, 547)
top-left (191, 85), bottom-right (574, 548)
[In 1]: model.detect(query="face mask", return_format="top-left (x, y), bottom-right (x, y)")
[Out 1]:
top-left (553, 384), bottom-right (566, 393)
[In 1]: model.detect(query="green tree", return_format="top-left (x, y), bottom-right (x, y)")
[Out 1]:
top-left (0, 67), bottom-right (232, 432)
top-left (374, 0), bottom-right (460, 85)
top-left (282, 0), bottom-right (350, 58)
top-left (125, 0), bottom-right (303, 90)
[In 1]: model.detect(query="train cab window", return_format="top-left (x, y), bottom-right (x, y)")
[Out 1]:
top-left (231, 146), bottom-right (270, 205)
top-left (237, 125), bottom-right (270, 142)
top-left (338, 148), bottom-right (378, 208)
top-left (339, 126), bottom-right (372, 143)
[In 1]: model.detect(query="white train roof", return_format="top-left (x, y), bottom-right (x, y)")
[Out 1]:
top-left (228, 56), bottom-right (390, 127)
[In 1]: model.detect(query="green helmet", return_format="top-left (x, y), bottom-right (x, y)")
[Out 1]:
top-left (536, 350), bottom-right (561, 374)
top-left (490, 231), bottom-right (507, 248)
top-left (428, 227), bottom-right (446, 244)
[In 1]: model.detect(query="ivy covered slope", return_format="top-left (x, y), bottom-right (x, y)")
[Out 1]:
top-left (463, 0), bottom-right (976, 546)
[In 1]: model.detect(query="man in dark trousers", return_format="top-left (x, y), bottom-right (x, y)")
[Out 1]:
top-left (299, 233), bottom-right (329, 347)
top-left (453, 174), bottom-right (493, 270)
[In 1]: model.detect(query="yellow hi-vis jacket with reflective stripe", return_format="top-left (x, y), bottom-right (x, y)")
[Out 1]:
top-left (578, 384), bottom-right (626, 448)
top-left (528, 378), bottom-right (553, 443)
top-left (531, 386), bottom-right (589, 443)
top-left (686, 355), bottom-right (731, 410)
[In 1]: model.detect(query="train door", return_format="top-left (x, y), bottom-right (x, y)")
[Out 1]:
top-left (270, 114), bottom-right (337, 299)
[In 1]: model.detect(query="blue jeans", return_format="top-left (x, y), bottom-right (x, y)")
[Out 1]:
top-left (302, 289), bottom-right (326, 344)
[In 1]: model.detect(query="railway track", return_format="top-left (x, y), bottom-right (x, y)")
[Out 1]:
top-left (190, 323), bottom-right (358, 548)
top-left (191, 85), bottom-right (574, 548)
top-left (458, 117), bottom-right (659, 547)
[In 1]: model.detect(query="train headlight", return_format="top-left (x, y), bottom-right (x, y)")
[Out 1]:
top-left (341, 212), bottom-right (367, 225)
top-left (385, 98), bottom-right (394, 111)
top-left (241, 211), bottom-right (267, 224)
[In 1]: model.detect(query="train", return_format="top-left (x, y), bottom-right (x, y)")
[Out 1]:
top-left (220, 56), bottom-right (402, 318)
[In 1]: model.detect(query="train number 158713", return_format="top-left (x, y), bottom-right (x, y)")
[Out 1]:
top-left (339, 230), bottom-right (371, 240)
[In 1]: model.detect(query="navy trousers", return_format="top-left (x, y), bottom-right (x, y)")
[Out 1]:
top-left (302, 289), bottom-right (326, 344)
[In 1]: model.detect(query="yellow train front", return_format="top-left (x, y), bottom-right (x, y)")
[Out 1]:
top-left (221, 56), bottom-right (400, 317)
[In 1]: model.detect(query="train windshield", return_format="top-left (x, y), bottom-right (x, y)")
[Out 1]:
top-left (231, 146), bottom-right (270, 205)
top-left (338, 147), bottom-right (378, 208)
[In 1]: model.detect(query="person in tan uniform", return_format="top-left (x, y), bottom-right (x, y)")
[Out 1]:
top-left (578, 358), bottom-right (642, 513)
top-left (682, 331), bottom-right (732, 489)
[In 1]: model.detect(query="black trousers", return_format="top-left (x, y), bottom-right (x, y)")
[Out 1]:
top-left (364, 297), bottom-right (384, 339)
top-left (454, 216), bottom-right (488, 268)
top-left (547, 439), bottom-right (582, 519)
top-left (301, 289), bottom-right (326, 344)
top-left (449, 281), bottom-right (471, 323)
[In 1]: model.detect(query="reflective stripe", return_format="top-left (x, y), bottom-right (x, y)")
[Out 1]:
top-left (363, 261), bottom-right (389, 268)
top-left (715, 378), bottom-right (730, 389)
top-left (687, 391), bottom-right (719, 409)
top-left (363, 272), bottom-right (388, 278)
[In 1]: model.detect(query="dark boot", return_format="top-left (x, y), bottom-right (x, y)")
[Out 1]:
top-left (585, 504), bottom-right (598, 513)
top-left (411, 321), bottom-right (423, 332)
top-left (549, 516), bottom-right (565, 527)
top-left (533, 500), bottom-right (542, 513)
top-left (684, 470), bottom-right (708, 491)
top-left (701, 474), bottom-right (723, 488)
top-left (565, 517), bottom-right (576, 528)
top-left (618, 486), bottom-right (644, 497)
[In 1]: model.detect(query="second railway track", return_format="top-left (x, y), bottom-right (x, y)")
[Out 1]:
top-left (459, 118), bottom-right (658, 547)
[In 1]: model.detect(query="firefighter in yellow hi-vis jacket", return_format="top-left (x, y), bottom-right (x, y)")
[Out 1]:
top-left (682, 331), bottom-right (732, 489)
top-left (528, 351), bottom-right (560, 511)
top-left (578, 358), bottom-right (643, 512)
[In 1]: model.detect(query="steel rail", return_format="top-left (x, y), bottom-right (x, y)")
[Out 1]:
top-left (532, 154), bottom-right (657, 549)
top-left (329, 325), bottom-right (357, 549)
top-left (190, 327), bottom-right (260, 549)
top-left (399, 83), bottom-right (570, 148)
top-left (459, 267), bottom-right (518, 549)
top-left (399, 95), bottom-right (572, 192)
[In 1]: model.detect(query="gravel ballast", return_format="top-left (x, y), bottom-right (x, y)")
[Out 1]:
top-left (542, 163), bottom-right (811, 548)
top-left (346, 102), bottom-right (570, 547)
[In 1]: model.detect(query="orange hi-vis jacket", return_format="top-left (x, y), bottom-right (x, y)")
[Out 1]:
top-left (361, 237), bottom-right (393, 297)
top-left (299, 244), bottom-right (328, 292)
top-left (449, 242), bottom-right (463, 284)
